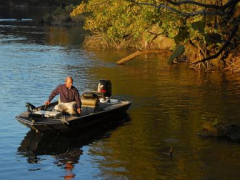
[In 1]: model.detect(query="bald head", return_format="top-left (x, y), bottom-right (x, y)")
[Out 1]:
top-left (65, 76), bottom-right (73, 89)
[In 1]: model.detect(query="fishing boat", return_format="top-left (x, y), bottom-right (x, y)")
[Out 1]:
top-left (16, 80), bottom-right (132, 134)
top-left (18, 114), bottom-right (130, 157)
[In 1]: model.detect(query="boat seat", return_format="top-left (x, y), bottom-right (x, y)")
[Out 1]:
top-left (81, 91), bottom-right (99, 114)
top-left (81, 98), bottom-right (98, 107)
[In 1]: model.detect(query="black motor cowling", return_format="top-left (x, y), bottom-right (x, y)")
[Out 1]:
top-left (97, 80), bottom-right (112, 97)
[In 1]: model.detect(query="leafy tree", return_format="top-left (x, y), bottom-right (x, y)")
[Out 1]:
top-left (71, 0), bottom-right (240, 67)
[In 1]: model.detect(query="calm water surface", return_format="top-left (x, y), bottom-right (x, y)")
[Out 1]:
top-left (1, 20), bottom-right (240, 180)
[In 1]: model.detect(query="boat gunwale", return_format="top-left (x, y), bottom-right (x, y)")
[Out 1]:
top-left (16, 100), bottom-right (132, 126)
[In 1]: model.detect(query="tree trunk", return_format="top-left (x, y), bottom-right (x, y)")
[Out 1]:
top-left (116, 49), bottom-right (168, 65)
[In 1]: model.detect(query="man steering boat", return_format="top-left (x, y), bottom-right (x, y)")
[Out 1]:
top-left (45, 76), bottom-right (81, 115)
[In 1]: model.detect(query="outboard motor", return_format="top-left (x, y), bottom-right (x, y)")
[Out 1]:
top-left (97, 80), bottom-right (112, 98)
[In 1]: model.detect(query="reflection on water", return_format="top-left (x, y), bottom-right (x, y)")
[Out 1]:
top-left (1, 19), bottom-right (240, 180)
top-left (0, 20), bottom-right (87, 46)
top-left (18, 114), bottom-right (130, 179)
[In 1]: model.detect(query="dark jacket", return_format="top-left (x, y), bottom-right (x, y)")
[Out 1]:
top-left (48, 84), bottom-right (81, 108)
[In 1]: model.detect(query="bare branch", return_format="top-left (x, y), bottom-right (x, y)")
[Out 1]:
top-left (193, 17), bottom-right (240, 64)
top-left (166, 0), bottom-right (221, 9)
top-left (128, 0), bottom-right (228, 17)
top-left (166, 0), bottom-right (239, 11)
top-left (126, 0), bottom-right (240, 64)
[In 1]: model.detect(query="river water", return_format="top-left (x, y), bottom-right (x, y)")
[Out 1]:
top-left (1, 19), bottom-right (240, 180)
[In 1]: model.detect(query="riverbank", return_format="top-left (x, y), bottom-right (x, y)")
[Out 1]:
top-left (69, 0), bottom-right (240, 75)
top-left (35, 4), bottom-right (86, 26)
top-left (0, 0), bottom-right (84, 26)
top-left (2, 1), bottom-right (240, 76)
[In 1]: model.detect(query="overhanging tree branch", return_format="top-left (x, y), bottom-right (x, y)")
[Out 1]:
top-left (166, 0), bottom-right (239, 11)
top-left (193, 17), bottom-right (240, 64)
top-left (128, 0), bottom-right (228, 17)
top-left (128, 0), bottom-right (240, 64)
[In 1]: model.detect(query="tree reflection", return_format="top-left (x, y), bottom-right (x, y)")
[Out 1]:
top-left (46, 26), bottom-right (87, 46)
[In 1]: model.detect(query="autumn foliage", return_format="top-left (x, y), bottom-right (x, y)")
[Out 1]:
top-left (71, 0), bottom-right (240, 71)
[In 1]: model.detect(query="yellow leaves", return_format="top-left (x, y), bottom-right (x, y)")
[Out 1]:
top-left (70, 3), bottom-right (86, 17)
top-left (84, 18), bottom-right (98, 31)
top-left (76, 0), bottom-right (151, 40)
top-left (73, 0), bottom-right (217, 45)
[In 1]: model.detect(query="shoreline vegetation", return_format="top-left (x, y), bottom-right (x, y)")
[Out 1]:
top-left (69, 0), bottom-right (240, 73)
top-left (35, 4), bottom-right (85, 26)
top-left (35, 0), bottom-right (240, 74)
top-left (198, 121), bottom-right (240, 142)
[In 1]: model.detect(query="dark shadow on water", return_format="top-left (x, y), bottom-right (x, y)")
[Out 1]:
top-left (17, 113), bottom-right (131, 166)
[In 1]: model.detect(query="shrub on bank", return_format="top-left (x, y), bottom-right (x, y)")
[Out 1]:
top-left (70, 0), bottom-right (180, 50)
top-left (70, 0), bottom-right (240, 72)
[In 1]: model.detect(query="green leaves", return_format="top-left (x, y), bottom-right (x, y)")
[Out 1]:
top-left (71, 0), bottom-right (225, 51)
top-left (168, 44), bottom-right (185, 64)
top-left (72, 0), bottom-right (179, 44)
top-left (174, 27), bottom-right (189, 44)
top-left (191, 20), bottom-right (205, 33)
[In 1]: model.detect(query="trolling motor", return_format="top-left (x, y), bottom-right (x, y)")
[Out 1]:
top-left (26, 102), bottom-right (42, 119)
top-left (26, 102), bottom-right (36, 114)
top-left (26, 102), bottom-right (60, 119)
top-left (97, 80), bottom-right (112, 102)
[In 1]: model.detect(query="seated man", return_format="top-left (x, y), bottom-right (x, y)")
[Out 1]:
top-left (45, 76), bottom-right (81, 115)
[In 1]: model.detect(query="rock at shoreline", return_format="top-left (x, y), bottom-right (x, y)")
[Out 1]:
top-left (198, 122), bottom-right (240, 142)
